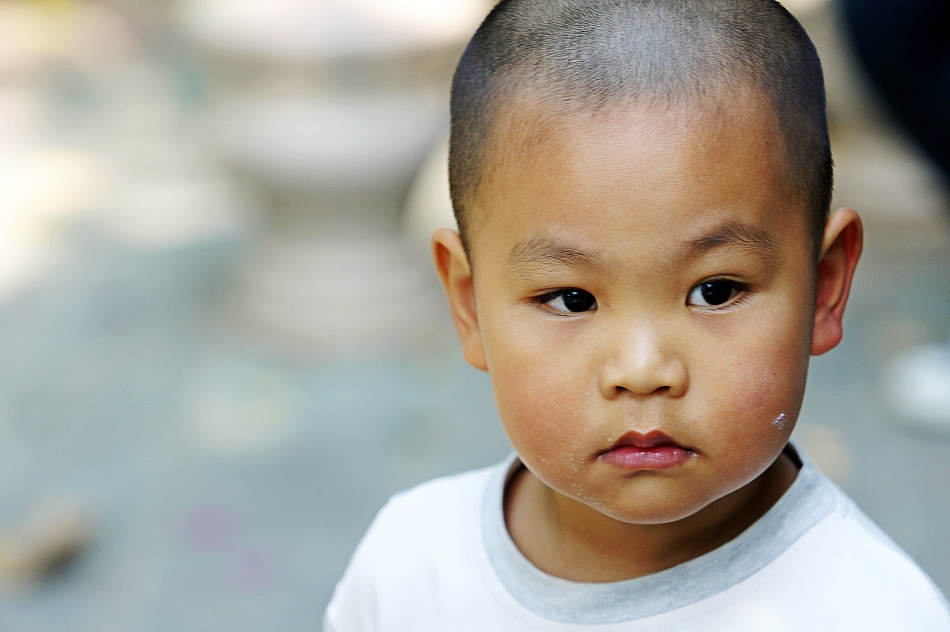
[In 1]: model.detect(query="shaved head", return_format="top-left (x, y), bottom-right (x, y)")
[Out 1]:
top-left (449, 0), bottom-right (831, 253)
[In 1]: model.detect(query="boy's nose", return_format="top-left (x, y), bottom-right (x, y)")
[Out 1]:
top-left (600, 326), bottom-right (688, 399)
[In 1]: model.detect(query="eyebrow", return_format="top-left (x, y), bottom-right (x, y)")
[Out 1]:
top-left (505, 236), bottom-right (605, 278)
top-left (682, 221), bottom-right (779, 264)
top-left (504, 220), bottom-right (778, 279)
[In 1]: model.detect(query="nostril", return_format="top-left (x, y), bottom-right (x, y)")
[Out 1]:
top-left (615, 384), bottom-right (672, 396)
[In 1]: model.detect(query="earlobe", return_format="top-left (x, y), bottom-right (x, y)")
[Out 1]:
top-left (811, 208), bottom-right (863, 356)
top-left (432, 228), bottom-right (488, 371)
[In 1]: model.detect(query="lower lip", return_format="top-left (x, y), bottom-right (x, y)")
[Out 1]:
top-left (599, 445), bottom-right (693, 470)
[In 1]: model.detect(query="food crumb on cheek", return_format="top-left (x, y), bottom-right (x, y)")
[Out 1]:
top-left (772, 413), bottom-right (788, 429)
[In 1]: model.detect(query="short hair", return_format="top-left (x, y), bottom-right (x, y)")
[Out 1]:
top-left (449, 0), bottom-right (832, 254)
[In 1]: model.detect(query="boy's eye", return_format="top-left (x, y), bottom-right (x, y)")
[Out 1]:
top-left (541, 289), bottom-right (597, 313)
top-left (687, 280), bottom-right (745, 308)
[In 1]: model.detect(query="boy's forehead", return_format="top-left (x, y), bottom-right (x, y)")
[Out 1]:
top-left (482, 86), bottom-right (784, 176)
top-left (467, 90), bottom-right (796, 251)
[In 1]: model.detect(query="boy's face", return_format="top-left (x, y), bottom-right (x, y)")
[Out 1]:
top-left (436, 95), bottom-right (860, 524)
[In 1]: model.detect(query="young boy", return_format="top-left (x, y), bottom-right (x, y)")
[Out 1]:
top-left (325, 1), bottom-right (950, 629)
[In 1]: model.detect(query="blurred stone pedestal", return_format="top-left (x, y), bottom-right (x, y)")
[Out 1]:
top-left (212, 89), bottom-right (447, 352)
top-left (176, 0), bottom-right (487, 354)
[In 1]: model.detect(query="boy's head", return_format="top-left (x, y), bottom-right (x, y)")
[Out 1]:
top-left (449, 0), bottom-right (832, 255)
top-left (434, 0), bottom-right (862, 527)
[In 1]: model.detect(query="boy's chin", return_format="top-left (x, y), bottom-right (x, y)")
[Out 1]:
top-left (563, 482), bottom-right (724, 526)
top-left (592, 497), bottom-right (715, 525)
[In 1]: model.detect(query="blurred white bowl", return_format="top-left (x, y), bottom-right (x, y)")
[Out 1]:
top-left (214, 91), bottom-right (444, 193)
top-left (179, 0), bottom-right (487, 62)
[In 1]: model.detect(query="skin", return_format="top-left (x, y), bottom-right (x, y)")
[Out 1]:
top-left (433, 92), bottom-right (863, 583)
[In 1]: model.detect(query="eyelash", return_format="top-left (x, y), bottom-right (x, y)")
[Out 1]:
top-left (687, 279), bottom-right (752, 310)
top-left (531, 288), bottom-right (597, 315)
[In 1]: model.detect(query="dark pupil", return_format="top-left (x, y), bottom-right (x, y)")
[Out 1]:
top-left (700, 282), bottom-right (734, 305)
top-left (562, 289), bottom-right (596, 312)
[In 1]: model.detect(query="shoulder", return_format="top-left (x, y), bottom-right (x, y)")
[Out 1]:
top-left (382, 465), bottom-right (493, 519)
top-left (324, 462), bottom-right (504, 632)
top-left (724, 470), bottom-right (950, 631)
top-left (366, 464), bottom-right (495, 549)
top-left (802, 485), bottom-right (950, 629)
top-left (348, 462), bottom-right (497, 567)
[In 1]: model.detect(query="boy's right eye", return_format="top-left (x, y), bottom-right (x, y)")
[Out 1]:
top-left (538, 289), bottom-right (598, 314)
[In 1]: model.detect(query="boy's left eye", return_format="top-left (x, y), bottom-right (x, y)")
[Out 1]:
top-left (687, 280), bottom-right (746, 308)
top-left (539, 288), bottom-right (598, 313)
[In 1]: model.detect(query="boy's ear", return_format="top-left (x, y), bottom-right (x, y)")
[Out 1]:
top-left (811, 208), bottom-right (863, 356)
top-left (432, 228), bottom-right (488, 371)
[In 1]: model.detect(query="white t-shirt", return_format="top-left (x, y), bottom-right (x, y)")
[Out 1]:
top-left (325, 446), bottom-right (950, 631)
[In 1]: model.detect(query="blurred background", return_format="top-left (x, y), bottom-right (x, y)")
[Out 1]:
top-left (0, 0), bottom-right (945, 628)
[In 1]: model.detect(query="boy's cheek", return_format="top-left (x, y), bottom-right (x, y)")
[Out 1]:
top-left (691, 333), bottom-right (807, 450)
top-left (486, 343), bottom-right (602, 471)
top-left (491, 357), bottom-right (587, 445)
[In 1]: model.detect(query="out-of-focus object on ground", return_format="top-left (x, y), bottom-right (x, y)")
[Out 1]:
top-left (176, 0), bottom-right (490, 355)
top-left (0, 497), bottom-right (93, 591)
top-left (884, 344), bottom-right (950, 431)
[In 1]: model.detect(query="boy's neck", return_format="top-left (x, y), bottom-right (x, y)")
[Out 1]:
top-left (504, 451), bottom-right (799, 583)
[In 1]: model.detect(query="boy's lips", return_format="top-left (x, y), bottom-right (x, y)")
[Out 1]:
top-left (597, 431), bottom-right (696, 470)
